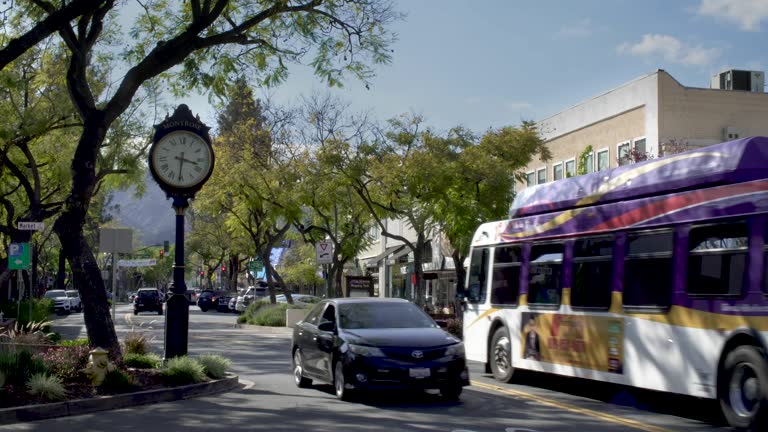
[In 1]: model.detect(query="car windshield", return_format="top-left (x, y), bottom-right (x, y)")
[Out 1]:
top-left (338, 302), bottom-right (437, 329)
top-left (200, 291), bottom-right (214, 298)
top-left (138, 290), bottom-right (158, 297)
top-left (66, 291), bottom-right (79, 298)
top-left (44, 290), bottom-right (65, 298)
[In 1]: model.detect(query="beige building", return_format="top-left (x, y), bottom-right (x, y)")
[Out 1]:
top-left (521, 69), bottom-right (768, 189)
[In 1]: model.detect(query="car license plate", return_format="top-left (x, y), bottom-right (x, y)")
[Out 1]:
top-left (409, 368), bottom-right (430, 378)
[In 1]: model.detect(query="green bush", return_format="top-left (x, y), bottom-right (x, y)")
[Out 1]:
top-left (161, 356), bottom-right (207, 386)
top-left (0, 348), bottom-right (48, 386)
top-left (197, 354), bottom-right (231, 379)
top-left (60, 338), bottom-right (90, 347)
top-left (0, 299), bottom-right (54, 326)
top-left (123, 332), bottom-right (150, 355)
top-left (100, 369), bottom-right (134, 393)
top-left (124, 353), bottom-right (162, 369)
top-left (26, 373), bottom-right (66, 401)
top-left (243, 302), bottom-right (306, 327)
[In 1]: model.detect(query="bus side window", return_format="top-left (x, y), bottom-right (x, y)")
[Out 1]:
top-left (492, 246), bottom-right (522, 305)
top-left (624, 231), bottom-right (674, 309)
top-left (687, 221), bottom-right (748, 296)
top-left (528, 243), bottom-right (564, 307)
top-left (467, 248), bottom-right (489, 303)
top-left (572, 236), bottom-right (613, 309)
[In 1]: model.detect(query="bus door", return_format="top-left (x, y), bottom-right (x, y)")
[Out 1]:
top-left (464, 247), bottom-right (491, 362)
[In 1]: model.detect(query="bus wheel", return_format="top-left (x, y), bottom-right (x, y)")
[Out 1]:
top-left (719, 345), bottom-right (768, 431)
top-left (490, 327), bottom-right (514, 383)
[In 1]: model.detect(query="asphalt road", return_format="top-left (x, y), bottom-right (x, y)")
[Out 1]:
top-left (4, 305), bottom-right (730, 432)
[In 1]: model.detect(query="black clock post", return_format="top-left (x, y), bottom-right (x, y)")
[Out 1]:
top-left (148, 104), bottom-right (215, 359)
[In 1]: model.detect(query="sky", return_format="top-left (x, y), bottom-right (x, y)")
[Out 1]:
top-left (184, 0), bottom-right (768, 135)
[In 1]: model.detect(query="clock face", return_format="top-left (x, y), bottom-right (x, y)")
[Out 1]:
top-left (150, 131), bottom-right (213, 189)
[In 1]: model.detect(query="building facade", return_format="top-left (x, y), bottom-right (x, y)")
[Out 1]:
top-left (522, 69), bottom-right (768, 189)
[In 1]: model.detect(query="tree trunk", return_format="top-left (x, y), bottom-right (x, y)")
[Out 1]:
top-left (56, 249), bottom-right (66, 290)
top-left (331, 259), bottom-right (344, 297)
top-left (53, 119), bottom-right (121, 358)
top-left (261, 251), bottom-right (277, 304)
top-left (412, 234), bottom-right (426, 307)
top-left (227, 254), bottom-right (239, 290)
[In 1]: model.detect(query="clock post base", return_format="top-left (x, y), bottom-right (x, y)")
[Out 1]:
top-left (164, 287), bottom-right (189, 359)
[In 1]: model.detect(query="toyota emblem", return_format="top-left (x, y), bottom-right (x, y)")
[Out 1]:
top-left (411, 350), bottom-right (424, 359)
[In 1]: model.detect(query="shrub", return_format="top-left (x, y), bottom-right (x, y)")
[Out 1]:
top-left (124, 353), bottom-right (162, 369)
top-left (100, 369), bottom-right (134, 393)
top-left (0, 348), bottom-right (48, 386)
top-left (123, 332), bottom-right (150, 355)
top-left (60, 338), bottom-right (90, 347)
top-left (0, 320), bottom-right (55, 345)
top-left (27, 373), bottom-right (66, 401)
top-left (34, 346), bottom-right (91, 380)
top-left (243, 303), bottom-right (305, 327)
top-left (161, 356), bottom-right (206, 386)
top-left (197, 354), bottom-right (231, 379)
top-left (444, 319), bottom-right (463, 339)
top-left (0, 299), bottom-right (54, 326)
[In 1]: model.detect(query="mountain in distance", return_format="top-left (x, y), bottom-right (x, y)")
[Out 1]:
top-left (108, 173), bottom-right (183, 247)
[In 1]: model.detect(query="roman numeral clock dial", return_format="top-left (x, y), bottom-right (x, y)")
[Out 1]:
top-left (150, 130), bottom-right (214, 191)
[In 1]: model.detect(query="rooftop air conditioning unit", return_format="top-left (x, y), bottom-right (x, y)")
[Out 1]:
top-left (711, 70), bottom-right (765, 92)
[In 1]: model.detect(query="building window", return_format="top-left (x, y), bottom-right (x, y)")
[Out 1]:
top-left (553, 162), bottom-right (564, 181)
top-left (572, 237), bottom-right (613, 309)
top-left (528, 243), bottom-right (563, 306)
top-left (526, 171), bottom-right (535, 187)
top-left (492, 246), bottom-right (522, 305)
top-left (565, 159), bottom-right (576, 178)
top-left (624, 231), bottom-right (673, 308)
top-left (370, 225), bottom-right (380, 240)
top-left (537, 168), bottom-right (546, 184)
top-left (585, 152), bottom-right (595, 173)
top-left (617, 142), bottom-right (630, 166)
top-left (687, 222), bottom-right (748, 296)
top-left (597, 149), bottom-right (609, 171)
top-left (633, 138), bottom-right (646, 155)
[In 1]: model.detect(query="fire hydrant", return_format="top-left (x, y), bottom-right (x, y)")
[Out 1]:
top-left (84, 347), bottom-right (115, 385)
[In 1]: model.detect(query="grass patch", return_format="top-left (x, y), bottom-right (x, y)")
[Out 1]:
top-left (0, 348), bottom-right (48, 386)
top-left (124, 353), bottom-right (162, 369)
top-left (26, 373), bottom-right (66, 401)
top-left (161, 356), bottom-right (206, 386)
top-left (60, 338), bottom-right (89, 347)
top-left (241, 301), bottom-right (306, 327)
top-left (197, 354), bottom-right (231, 379)
top-left (100, 369), bottom-right (135, 393)
top-left (123, 332), bottom-right (150, 355)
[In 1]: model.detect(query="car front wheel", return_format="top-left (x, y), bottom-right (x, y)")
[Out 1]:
top-left (440, 382), bottom-right (463, 401)
top-left (293, 350), bottom-right (312, 388)
top-left (334, 361), bottom-right (355, 401)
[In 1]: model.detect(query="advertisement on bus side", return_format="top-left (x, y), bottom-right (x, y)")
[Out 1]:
top-left (521, 312), bottom-right (624, 374)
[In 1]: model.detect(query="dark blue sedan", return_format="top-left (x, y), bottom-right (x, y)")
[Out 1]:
top-left (291, 298), bottom-right (469, 401)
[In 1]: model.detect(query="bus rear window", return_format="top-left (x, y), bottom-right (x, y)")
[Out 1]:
top-left (687, 222), bottom-right (748, 296)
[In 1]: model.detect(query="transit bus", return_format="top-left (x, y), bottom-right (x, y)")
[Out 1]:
top-left (463, 136), bottom-right (768, 430)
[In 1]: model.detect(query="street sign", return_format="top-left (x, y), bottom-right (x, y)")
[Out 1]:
top-left (248, 260), bottom-right (263, 272)
top-left (17, 221), bottom-right (45, 231)
top-left (316, 241), bottom-right (333, 264)
top-left (8, 243), bottom-right (30, 270)
top-left (117, 259), bottom-right (157, 267)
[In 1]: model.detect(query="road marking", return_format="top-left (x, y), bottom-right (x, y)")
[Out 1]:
top-left (470, 380), bottom-right (672, 432)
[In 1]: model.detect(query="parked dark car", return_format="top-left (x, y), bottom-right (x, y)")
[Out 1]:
top-left (291, 298), bottom-right (468, 401)
top-left (133, 288), bottom-right (163, 315)
top-left (197, 290), bottom-right (217, 312)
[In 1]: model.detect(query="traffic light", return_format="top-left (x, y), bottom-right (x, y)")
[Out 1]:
top-left (221, 265), bottom-right (226, 273)
top-left (163, 240), bottom-right (169, 253)
top-left (199, 271), bottom-right (204, 277)
top-left (159, 250), bottom-right (165, 258)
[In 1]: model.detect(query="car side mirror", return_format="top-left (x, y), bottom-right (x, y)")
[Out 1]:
top-left (318, 320), bottom-right (335, 332)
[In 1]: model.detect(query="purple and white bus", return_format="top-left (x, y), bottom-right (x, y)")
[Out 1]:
top-left (464, 136), bottom-right (768, 430)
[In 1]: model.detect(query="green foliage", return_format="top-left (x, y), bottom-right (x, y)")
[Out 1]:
top-left (577, 145), bottom-right (594, 176)
top-left (242, 303), bottom-right (305, 327)
top-left (27, 373), bottom-right (67, 401)
top-left (0, 349), bottom-right (48, 387)
top-left (0, 299), bottom-right (54, 327)
top-left (123, 353), bottom-right (162, 369)
top-left (100, 369), bottom-right (135, 393)
top-left (196, 354), bottom-right (231, 380)
top-left (161, 356), bottom-right (207, 386)
top-left (0, 319), bottom-right (55, 345)
top-left (60, 338), bottom-right (90, 347)
top-left (123, 331), bottom-right (151, 355)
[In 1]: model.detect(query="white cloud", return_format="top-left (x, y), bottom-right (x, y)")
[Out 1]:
top-left (697, 0), bottom-right (768, 31)
top-left (557, 19), bottom-right (593, 38)
top-left (617, 34), bottom-right (721, 66)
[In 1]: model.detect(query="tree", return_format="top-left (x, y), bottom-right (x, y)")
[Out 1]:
top-left (29, 0), bottom-right (399, 356)
top-left (279, 240), bottom-right (323, 295)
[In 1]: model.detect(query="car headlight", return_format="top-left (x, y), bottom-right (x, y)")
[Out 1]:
top-left (444, 342), bottom-right (465, 357)
top-left (348, 344), bottom-right (385, 357)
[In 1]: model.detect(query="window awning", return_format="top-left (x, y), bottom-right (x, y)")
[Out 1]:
top-left (364, 245), bottom-right (403, 268)
top-left (387, 246), bottom-right (411, 264)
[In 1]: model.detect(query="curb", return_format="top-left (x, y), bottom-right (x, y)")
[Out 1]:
top-left (236, 325), bottom-right (292, 335)
top-left (0, 374), bottom-right (240, 424)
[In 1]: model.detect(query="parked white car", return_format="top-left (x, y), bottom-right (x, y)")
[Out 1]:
top-left (275, 294), bottom-right (321, 306)
top-left (65, 290), bottom-right (83, 313)
top-left (235, 285), bottom-right (270, 312)
top-left (44, 290), bottom-right (75, 315)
